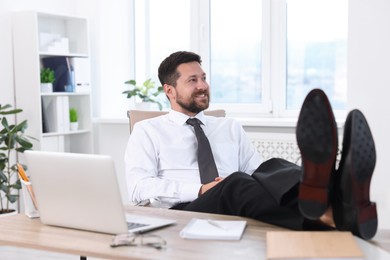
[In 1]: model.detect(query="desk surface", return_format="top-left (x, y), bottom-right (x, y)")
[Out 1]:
top-left (0, 206), bottom-right (389, 260)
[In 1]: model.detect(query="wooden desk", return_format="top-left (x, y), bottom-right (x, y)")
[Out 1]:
top-left (0, 206), bottom-right (389, 259)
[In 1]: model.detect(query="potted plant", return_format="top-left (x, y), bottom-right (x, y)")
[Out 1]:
top-left (122, 78), bottom-right (164, 110)
top-left (40, 68), bottom-right (55, 93)
top-left (69, 108), bottom-right (78, 131)
top-left (0, 104), bottom-right (34, 215)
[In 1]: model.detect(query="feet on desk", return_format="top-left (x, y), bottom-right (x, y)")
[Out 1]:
top-left (296, 89), bottom-right (377, 240)
top-left (332, 109), bottom-right (377, 240)
top-left (296, 88), bottom-right (338, 220)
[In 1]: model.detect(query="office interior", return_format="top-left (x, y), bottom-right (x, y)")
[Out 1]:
top-left (1, 0), bottom-right (389, 236)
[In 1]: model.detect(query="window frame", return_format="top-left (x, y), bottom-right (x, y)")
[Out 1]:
top-left (134, 0), bottom-right (347, 119)
top-left (196, 0), bottom-right (274, 118)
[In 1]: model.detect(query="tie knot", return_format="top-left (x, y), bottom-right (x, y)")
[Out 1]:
top-left (186, 118), bottom-right (202, 127)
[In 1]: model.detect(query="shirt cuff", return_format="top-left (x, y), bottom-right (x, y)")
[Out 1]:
top-left (180, 182), bottom-right (202, 202)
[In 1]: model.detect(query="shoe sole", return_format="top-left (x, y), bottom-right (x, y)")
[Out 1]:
top-left (296, 89), bottom-right (338, 219)
top-left (333, 109), bottom-right (377, 240)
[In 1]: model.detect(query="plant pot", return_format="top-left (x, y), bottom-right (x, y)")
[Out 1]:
top-left (70, 122), bottom-right (79, 131)
top-left (0, 209), bottom-right (17, 217)
top-left (40, 83), bottom-right (53, 93)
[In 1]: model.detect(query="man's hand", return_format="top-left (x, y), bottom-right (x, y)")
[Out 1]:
top-left (198, 177), bottom-right (224, 196)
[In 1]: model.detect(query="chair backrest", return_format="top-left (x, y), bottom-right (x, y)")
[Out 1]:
top-left (127, 109), bottom-right (226, 134)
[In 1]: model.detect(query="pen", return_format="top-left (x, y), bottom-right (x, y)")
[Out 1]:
top-left (207, 219), bottom-right (228, 230)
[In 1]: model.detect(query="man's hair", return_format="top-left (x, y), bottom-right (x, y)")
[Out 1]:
top-left (158, 51), bottom-right (202, 87)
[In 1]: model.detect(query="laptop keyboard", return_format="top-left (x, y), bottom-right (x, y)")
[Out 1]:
top-left (127, 221), bottom-right (149, 230)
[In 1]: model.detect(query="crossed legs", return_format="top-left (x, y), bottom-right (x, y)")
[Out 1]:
top-left (296, 89), bottom-right (377, 239)
top-left (177, 89), bottom-right (377, 240)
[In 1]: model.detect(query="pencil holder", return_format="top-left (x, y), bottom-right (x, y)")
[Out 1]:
top-left (20, 179), bottom-right (40, 218)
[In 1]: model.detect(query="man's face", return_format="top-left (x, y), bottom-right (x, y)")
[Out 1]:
top-left (164, 61), bottom-right (210, 116)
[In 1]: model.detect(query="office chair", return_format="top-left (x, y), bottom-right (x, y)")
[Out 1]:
top-left (127, 109), bottom-right (226, 134)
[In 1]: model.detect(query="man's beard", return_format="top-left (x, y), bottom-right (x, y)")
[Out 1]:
top-left (176, 91), bottom-right (210, 114)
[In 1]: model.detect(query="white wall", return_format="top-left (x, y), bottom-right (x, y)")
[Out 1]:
top-left (1, 0), bottom-right (389, 230)
top-left (348, 0), bottom-right (390, 230)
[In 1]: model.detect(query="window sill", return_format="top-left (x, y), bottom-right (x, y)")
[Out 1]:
top-left (236, 117), bottom-right (297, 128)
top-left (93, 116), bottom-right (345, 129)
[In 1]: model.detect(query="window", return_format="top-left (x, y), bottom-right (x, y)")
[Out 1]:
top-left (134, 0), bottom-right (348, 117)
top-left (210, 0), bottom-right (262, 104)
top-left (286, 0), bottom-right (348, 111)
top-left (135, 0), bottom-right (191, 83)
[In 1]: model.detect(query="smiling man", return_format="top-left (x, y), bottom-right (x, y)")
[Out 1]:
top-left (165, 60), bottom-right (210, 114)
top-left (124, 51), bottom-right (377, 239)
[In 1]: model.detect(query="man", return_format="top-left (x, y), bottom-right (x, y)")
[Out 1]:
top-left (125, 51), bottom-right (377, 240)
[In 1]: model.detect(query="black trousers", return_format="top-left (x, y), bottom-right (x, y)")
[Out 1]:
top-left (171, 158), bottom-right (330, 230)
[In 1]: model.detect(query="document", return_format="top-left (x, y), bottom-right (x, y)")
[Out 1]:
top-left (266, 231), bottom-right (364, 259)
top-left (180, 218), bottom-right (247, 240)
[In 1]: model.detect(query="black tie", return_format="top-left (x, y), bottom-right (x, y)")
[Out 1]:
top-left (186, 118), bottom-right (219, 184)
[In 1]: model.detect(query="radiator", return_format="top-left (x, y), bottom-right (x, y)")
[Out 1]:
top-left (252, 139), bottom-right (342, 167)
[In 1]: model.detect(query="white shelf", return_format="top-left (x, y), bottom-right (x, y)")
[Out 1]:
top-left (39, 52), bottom-right (89, 58)
top-left (41, 92), bottom-right (90, 97)
top-left (42, 129), bottom-right (91, 137)
top-left (13, 11), bottom-right (93, 154)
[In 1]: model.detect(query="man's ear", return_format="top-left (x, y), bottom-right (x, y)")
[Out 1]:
top-left (164, 84), bottom-right (175, 100)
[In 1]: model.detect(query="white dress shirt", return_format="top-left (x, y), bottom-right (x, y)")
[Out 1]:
top-left (124, 109), bottom-right (262, 207)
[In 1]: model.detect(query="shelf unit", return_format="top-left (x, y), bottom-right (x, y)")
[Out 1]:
top-left (13, 11), bottom-right (93, 154)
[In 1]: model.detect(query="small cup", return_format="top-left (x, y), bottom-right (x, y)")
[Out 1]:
top-left (20, 179), bottom-right (40, 218)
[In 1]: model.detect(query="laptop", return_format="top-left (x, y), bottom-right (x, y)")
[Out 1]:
top-left (24, 150), bottom-right (176, 234)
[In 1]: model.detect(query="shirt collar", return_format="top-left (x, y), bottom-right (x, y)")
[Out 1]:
top-left (168, 109), bottom-right (207, 126)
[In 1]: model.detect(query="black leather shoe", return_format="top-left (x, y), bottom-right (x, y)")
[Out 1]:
top-left (296, 89), bottom-right (338, 220)
top-left (332, 109), bottom-right (377, 240)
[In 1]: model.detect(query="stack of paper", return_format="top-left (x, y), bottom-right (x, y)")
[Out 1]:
top-left (180, 218), bottom-right (247, 240)
top-left (266, 231), bottom-right (364, 259)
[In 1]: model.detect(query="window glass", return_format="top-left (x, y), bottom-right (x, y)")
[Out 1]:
top-left (210, 0), bottom-right (263, 104)
top-left (132, 0), bottom-right (347, 115)
top-left (135, 0), bottom-right (190, 82)
top-left (286, 0), bottom-right (348, 110)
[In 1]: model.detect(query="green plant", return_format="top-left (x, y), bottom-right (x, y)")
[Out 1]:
top-left (69, 108), bottom-right (78, 123)
top-left (40, 68), bottom-right (55, 84)
top-left (122, 78), bottom-right (164, 110)
top-left (0, 104), bottom-right (34, 214)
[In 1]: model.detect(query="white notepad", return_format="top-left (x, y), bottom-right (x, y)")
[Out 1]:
top-left (180, 218), bottom-right (247, 240)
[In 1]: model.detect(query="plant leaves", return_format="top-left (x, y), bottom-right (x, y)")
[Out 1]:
top-left (122, 79), bottom-right (164, 110)
top-left (0, 103), bottom-right (35, 211)
top-left (6, 194), bottom-right (19, 204)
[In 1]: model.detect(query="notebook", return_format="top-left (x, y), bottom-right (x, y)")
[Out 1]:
top-left (180, 218), bottom-right (247, 240)
top-left (24, 150), bottom-right (176, 235)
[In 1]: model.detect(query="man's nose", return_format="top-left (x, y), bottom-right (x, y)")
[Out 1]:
top-left (197, 80), bottom-right (209, 90)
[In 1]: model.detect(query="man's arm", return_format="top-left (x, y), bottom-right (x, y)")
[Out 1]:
top-left (124, 122), bottom-right (201, 206)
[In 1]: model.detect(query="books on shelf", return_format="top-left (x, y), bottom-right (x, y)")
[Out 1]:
top-left (72, 58), bottom-right (91, 93)
top-left (266, 231), bottom-right (364, 259)
top-left (180, 218), bottom-right (247, 240)
top-left (42, 56), bottom-right (75, 92)
top-left (41, 96), bottom-right (70, 133)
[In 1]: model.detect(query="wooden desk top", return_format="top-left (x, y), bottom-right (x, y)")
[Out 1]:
top-left (0, 206), bottom-right (389, 260)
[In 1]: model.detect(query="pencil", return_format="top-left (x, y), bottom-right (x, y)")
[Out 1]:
top-left (16, 163), bottom-right (38, 210)
top-left (17, 163), bottom-right (29, 182)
